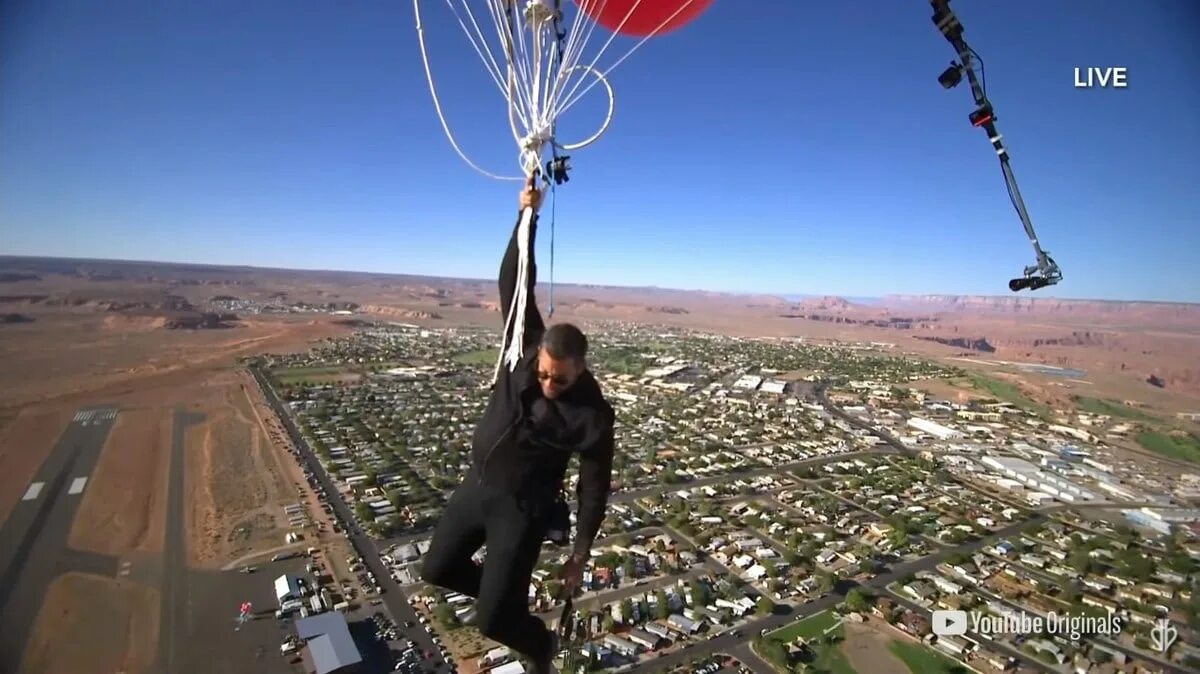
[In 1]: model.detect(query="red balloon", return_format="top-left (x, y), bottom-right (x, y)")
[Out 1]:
top-left (573, 0), bottom-right (712, 37)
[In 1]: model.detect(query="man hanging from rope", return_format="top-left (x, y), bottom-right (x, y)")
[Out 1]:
top-left (421, 176), bottom-right (616, 674)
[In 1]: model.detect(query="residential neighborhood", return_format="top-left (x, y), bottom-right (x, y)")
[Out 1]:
top-left (247, 322), bottom-right (1200, 674)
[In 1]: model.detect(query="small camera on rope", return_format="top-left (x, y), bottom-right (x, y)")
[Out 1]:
top-left (546, 497), bottom-right (571, 545)
top-left (545, 155), bottom-right (571, 185)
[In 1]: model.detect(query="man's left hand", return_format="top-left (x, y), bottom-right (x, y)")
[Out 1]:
top-left (560, 553), bottom-right (585, 595)
top-left (519, 175), bottom-right (543, 212)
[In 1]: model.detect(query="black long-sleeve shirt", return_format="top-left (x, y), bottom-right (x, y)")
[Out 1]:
top-left (474, 210), bottom-right (615, 558)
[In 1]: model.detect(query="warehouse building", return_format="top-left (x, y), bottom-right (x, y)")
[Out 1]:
top-left (906, 417), bottom-right (963, 440)
top-left (295, 612), bottom-right (362, 674)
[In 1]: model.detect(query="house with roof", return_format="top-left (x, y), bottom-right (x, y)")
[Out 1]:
top-left (295, 612), bottom-right (362, 674)
top-left (275, 574), bottom-right (304, 603)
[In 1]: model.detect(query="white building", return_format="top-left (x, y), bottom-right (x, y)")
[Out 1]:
top-left (760, 380), bottom-right (787, 394)
top-left (981, 455), bottom-right (1097, 502)
top-left (733, 375), bottom-right (763, 391)
top-left (907, 417), bottom-right (963, 440)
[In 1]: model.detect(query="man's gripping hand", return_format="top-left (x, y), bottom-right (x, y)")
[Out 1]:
top-left (519, 175), bottom-right (543, 213)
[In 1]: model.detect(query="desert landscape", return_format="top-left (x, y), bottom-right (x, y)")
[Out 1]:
top-left (1, 254), bottom-right (1199, 674)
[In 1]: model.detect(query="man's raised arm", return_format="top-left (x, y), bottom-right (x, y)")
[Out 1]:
top-left (498, 178), bottom-right (546, 346)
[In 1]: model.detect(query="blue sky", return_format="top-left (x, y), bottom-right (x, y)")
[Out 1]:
top-left (2, 1), bottom-right (1197, 302)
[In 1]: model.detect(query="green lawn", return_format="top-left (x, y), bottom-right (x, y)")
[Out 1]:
top-left (761, 611), bottom-right (864, 674)
top-left (967, 372), bottom-right (1050, 417)
top-left (272, 365), bottom-right (355, 384)
top-left (1137, 430), bottom-right (1200, 464)
top-left (767, 609), bottom-right (842, 643)
top-left (1073, 396), bottom-right (1159, 422)
top-left (889, 640), bottom-right (969, 674)
top-left (452, 348), bottom-right (500, 365)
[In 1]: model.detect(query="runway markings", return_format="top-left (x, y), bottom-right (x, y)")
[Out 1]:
top-left (118, 561), bottom-right (132, 577)
top-left (22, 482), bottom-right (45, 501)
top-left (68, 477), bottom-right (88, 495)
top-left (72, 408), bottom-right (119, 424)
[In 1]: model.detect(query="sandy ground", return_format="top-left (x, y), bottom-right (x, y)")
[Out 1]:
top-left (0, 406), bottom-right (74, 527)
top-left (68, 407), bottom-right (172, 556)
top-left (185, 370), bottom-right (309, 568)
top-left (0, 312), bottom-right (340, 410)
top-left (20, 572), bottom-right (159, 674)
top-left (910, 377), bottom-right (987, 404)
top-left (0, 313), bottom-right (345, 530)
top-left (243, 373), bottom-right (360, 582)
top-left (841, 618), bottom-right (910, 674)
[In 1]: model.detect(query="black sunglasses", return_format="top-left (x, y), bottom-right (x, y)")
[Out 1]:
top-left (537, 371), bottom-right (570, 386)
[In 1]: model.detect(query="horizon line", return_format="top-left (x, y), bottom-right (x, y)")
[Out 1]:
top-left (2, 253), bottom-right (1198, 307)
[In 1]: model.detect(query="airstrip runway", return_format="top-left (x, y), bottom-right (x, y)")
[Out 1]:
top-left (0, 407), bottom-right (120, 670)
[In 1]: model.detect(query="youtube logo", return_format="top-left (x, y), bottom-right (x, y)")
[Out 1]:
top-left (933, 610), bottom-right (968, 636)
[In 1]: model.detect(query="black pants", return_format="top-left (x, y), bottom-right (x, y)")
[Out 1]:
top-left (420, 477), bottom-right (553, 661)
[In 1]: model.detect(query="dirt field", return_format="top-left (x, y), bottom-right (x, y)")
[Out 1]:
top-left (185, 370), bottom-right (305, 568)
top-left (841, 618), bottom-right (910, 674)
top-left (910, 377), bottom-right (986, 404)
top-left (0, 406), bottom-right (74, 526)
top-left (20, 572), bottom-right (159, 674)
top-left (0, 312), bottom-right (347, 411)
top-left (68, 407), bottom-right (172, 556)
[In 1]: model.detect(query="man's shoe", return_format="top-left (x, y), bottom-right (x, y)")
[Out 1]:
top-left (527, 631), bottom-right (559, 674)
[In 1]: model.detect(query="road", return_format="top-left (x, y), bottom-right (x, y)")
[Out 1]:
top-left (0, 407), bottom-right (120, 672)
top-left (249, 366), bottom-right (443, 663)
top-left (157, 409), bottom-right (205, 673)
top-left (815, 384), bottom-right (914, 458)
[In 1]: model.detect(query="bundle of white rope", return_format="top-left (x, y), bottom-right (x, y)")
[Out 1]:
top-left (491, 206), bottom-right (536, 385)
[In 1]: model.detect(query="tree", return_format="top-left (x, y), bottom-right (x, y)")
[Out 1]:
top-left (619, 598), bottom-right (634, 623)
top-left (817, 572), bottom-right (836, 594)
top-left (1070, 549), bottom-right (1093, 576)
top-left (946, 552), bottom-right (971, 566)
top-left (756, 597), bottom-right (775, 616)
top-left (602, 614), bottom-right (616, 633)
top-left (1120, 548), bottom-right (1155, 582)
top-left (845, 588), bottom-right (871, 613)
top-left (689, 579), bottom-right (712, 607)
top-left (354, 501), bottom-right (373, 523)
top-left (433, 601), bottom-right (457, 627)
top-left (654, 590), bottom-right (671, 620)
top-left (756, 638), bottom-right (788, 668)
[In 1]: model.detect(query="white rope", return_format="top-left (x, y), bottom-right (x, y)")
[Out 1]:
top-left (552, 0), bottom-right (646, 118)
top-left (445, 0), bottom-right (520, 124)
top-left (491, 206), bottom-right (536, 386)
top-left (415, 0), bottom-right (649, 181)
top-left (556, 0), bottom-right (700, 118)
top-left (414, 0), bottom-right (524, 181)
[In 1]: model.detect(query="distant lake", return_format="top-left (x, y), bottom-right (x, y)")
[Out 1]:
top-left (1020, 364), bottom-right (1088, 378)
